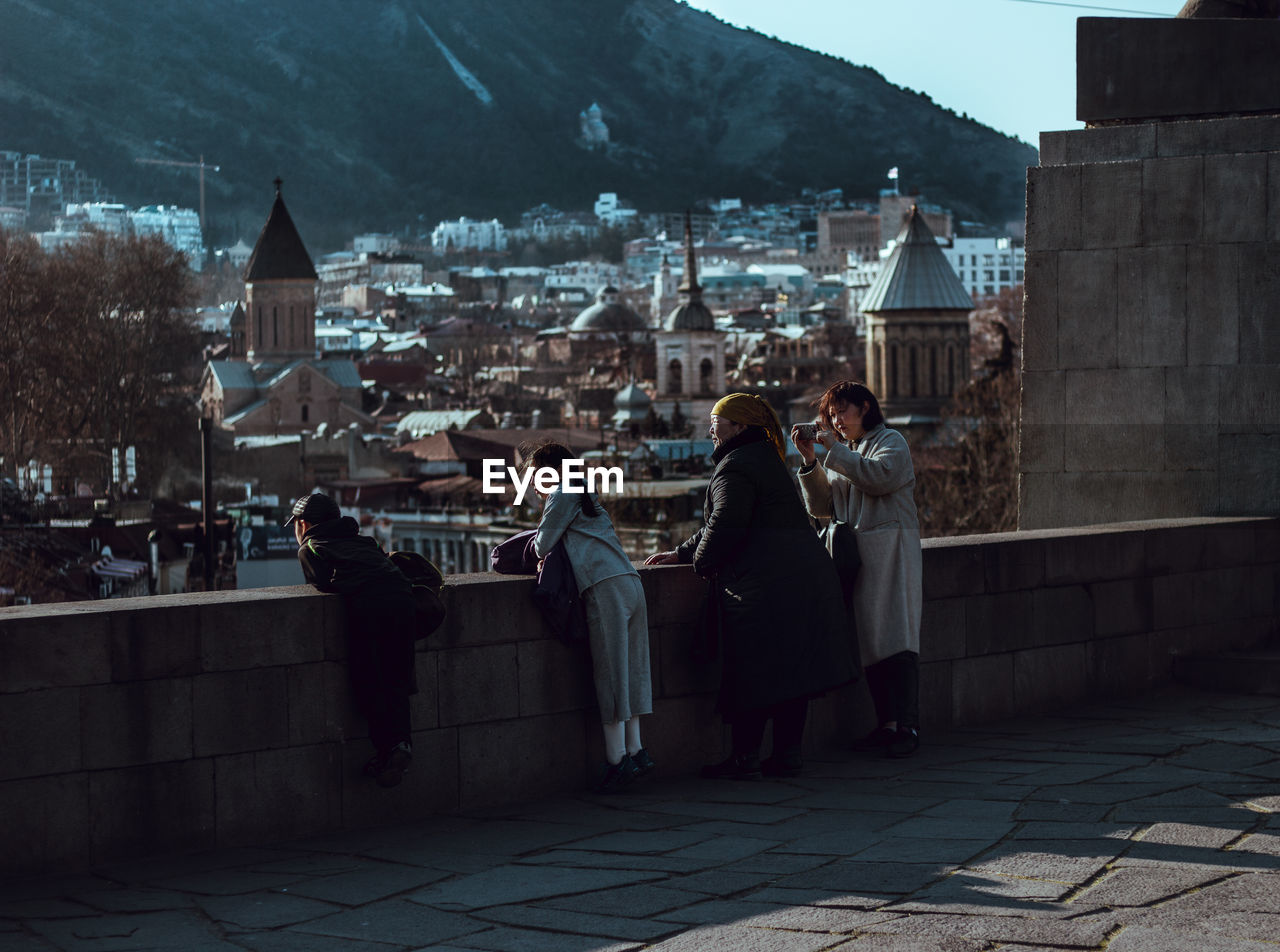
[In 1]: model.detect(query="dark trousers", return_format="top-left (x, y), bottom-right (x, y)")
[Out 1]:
top-left (346, 605), bottom-right (415, 754)
top-left (865, 650), bottom-right (919, 730)
top-left (732, 697), bottom-right (809, 762)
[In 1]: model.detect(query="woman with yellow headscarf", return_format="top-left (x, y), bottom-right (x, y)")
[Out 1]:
top-left (646, 393), bottom-right (857, 779)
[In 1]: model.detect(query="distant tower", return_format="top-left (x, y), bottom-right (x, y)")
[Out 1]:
top-left (861, 205), bottom-right (973, 423)
top-left (651, 254), bottom-right (677, 326)
top-left (654, 213), bottom-right (724, 422)
top-left (243, 179), bottom-right (318, 363)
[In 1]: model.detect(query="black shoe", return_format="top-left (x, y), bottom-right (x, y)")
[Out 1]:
top-left (595, 754), bottom-right (639, 794)
top-left (700, 753), bottom-right (762, 781)
top-left (851, 726), bottom-right (896, 754)
top-left (631, 748), bottom-right (656, 777)
top-left (364, 741), bottom-right (412, 788)
top-left (761, 754), bottom-right (803, 778)
top-left (887, 727), bottom-right (920, 759)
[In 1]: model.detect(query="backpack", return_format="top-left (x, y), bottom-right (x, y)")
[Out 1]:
top-left (388, 550), bottom-right (446, 641)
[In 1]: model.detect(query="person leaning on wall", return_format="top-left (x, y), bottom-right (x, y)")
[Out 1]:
top-left (791, 380), bottom-right (923, 758)
top-left (646, 393), bottom-right (856, 779)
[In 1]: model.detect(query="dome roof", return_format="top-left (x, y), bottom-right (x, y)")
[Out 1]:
top-left (614, 382), bottom-right (651, 409)
top-left (569, 286), bottom-right (645, 332)
top-left (664, 299), bottom-right (715, 332)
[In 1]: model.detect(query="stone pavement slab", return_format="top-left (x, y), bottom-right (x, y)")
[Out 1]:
top-left (2, 688), bottom-right (1279, 951)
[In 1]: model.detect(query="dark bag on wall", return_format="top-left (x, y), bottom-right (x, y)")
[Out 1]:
top-left (533, 540), bottom-right (589, 644)
top-left (388, 550), bottom-right (447, 641)
top-left (822, 520), bottom-right (862, 614)
top-left (490, 529), bottom-right (539, 574)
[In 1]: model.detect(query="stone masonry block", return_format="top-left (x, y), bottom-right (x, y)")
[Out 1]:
top-left (1082, 161), bottom-right (1142, 248)
top-left (1018, 472), bottom-right (1064, 531)
top-left (1185, 245), bottom-right (1239, 366)
top-left (1014, 643), bottom-right (1088, 715)
top-left (1237, 242), bottom-right (1280, 365)
top-left (1020, 423), bottom-right (1065, 475)
top-left (201, 589), bottom-right (325, 671)
top-left (1200, 520), bottom-right (1259, 568)
top-left (656, 618), bottom-right (721, 699)
top-left (1049, 471), bottom-right (1219, 527)
top-left (1065, 424), bottom-right (1163, 474)
top-left (1251, 563), bottom-right (1279, 620)
top-left (641, 564), bottom-right (707, 629)
top-left (1065, 367), bottom-right (1165, 424)
top-left (0, 609), bottom-right (110, 692)
top-left (1219, 366), bottom-right (1280, 428)
top-left (1061, 124), bottom-right (1157, 165)
top-left (952, 654), bottom-right (1014, 727)
top-left (983, 537), bottom-right (1046, 593)
top-left (1221, 433), bottom-right (1280, 516)
top-left (81, 678), bottom-right (192, 770)
top-left (1044, 528), bottom-right (1147, 586)
top-left (287, 660), bottom-right (357, 747)
top-left (1090, 578), bottom-right (1153, 637)
top-left (1088, 633), bottom-right (1152, 697)
top-left (1164, 425), bottom-right (1218, 473)
top-left (1164, 365), bottom-right (1220, 426)
top-left (1157, 115), bottom-right (1280, 158)
top-left (434, 574), bottom-right (541, 648)
top-left (1271, 154), bottom-right (1280, 243)
top-left (1022, 252), bottom-right (1059, 373)
top-left (0, 773), bottom-right (89, 875)
top-left (193, 668), bottom-right (290, 757)
top-left (1153, 569), bottom-right (1251, 629)
top-left (1021, 371), bottom-right (1063, 428)
top-left (1144, 523), bottom-right (1212, 576)
top-left (964, 591), bottom-right (1034, 655)
top-left (0, 688), bottom-right (81, 781)
top-left (1057, 250), bottom-right (1118, 369)
top-left (516, 638), bottom-right (594, 717)
top-left (1029, 585), bottom-right (1095, 650)
top-left (1204, 153), bottom-right (1267, 244)
top-left (1256, 519), bottom-right (1280, 561)
top-left (1026, 165), bottom-right (1081, 252)
top-left (410, 648), bottom-right (439, 732)
top-left (458, 711), bottom-right (586, 809)
top-left (1142, 156), bottom-right (1203, 246)
top-left (214, 745), bottom-right (342, 848)
top-left (1039, 131), bottom-right (1068, 166)
top-left (342, 725), bottom-right (460, 822)
top-left (89, 760), bottom-right (216, 863)
top-left (917, 661), bottom-right (952, 732)
top-left (1117, 245), bottom-right (1187, 368)
top-left (437, 644), bottom-right (519, 727)
top-left (920, 597), bottom-right (965, 663)
top-left (921, 539), bottom-right (985, 599)
top-left (109, 604), bottom-right (201, 681)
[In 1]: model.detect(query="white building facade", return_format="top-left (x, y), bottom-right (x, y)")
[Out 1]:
top-left (430, 217), bottom-right (508, 254)
top-left (941, 237), bottom-right (1025, 299)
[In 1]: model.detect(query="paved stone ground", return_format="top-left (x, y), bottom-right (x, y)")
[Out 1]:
top-left (3, 687), bottom-right (1279, 952)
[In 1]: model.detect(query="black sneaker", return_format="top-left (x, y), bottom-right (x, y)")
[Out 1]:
top-left (851, 726), bottom-right (896, 754)
top-left (595, 754), bottom-right (639, 794)
top-left (364, 742), bottom-right (412, 788)
top-left (700, 753), bottom-right (762, 781)
top-left (887, 727), bottom-right (920, 759)
top-left (631, 748), bottom-right (657, 777)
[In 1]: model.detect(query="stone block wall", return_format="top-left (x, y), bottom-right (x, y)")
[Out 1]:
top-left (1022, 114), bottom-right (1280, 529)
top-left (0, 516), bottom-right (1276, 874)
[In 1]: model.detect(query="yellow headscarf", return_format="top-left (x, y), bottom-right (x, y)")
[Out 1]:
top-left (711, 393), bottom-right (787, 461)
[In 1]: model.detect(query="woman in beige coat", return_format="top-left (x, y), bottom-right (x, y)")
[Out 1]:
top-left (792, 381), bottom-right (923, 758)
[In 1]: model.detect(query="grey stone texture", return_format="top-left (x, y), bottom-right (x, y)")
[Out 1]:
top-left (9, 690), bottom-right (1276, 950)
top-left (1021, 69), bottom-right (1280, 530)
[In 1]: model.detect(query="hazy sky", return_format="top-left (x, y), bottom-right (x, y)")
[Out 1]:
top-left (684, 0), bottom-right (1178, 149)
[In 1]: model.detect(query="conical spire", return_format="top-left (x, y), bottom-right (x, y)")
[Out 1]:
top-left (243, 179), bottom-right (317, 282)
top-left (677, 210), bottom-right (701, 297)
top-left (861, 205), bottom-right (972, 312)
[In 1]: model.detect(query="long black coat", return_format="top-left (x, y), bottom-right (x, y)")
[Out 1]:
top-left (676, 428), bottom-right (858, 715)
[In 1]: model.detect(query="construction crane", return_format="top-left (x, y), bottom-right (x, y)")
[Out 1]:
top-left (134, 154), bottom-right (221, 230)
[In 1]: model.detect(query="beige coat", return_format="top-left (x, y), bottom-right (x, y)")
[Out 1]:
top-left (798, 424), bottom-right (922, 666)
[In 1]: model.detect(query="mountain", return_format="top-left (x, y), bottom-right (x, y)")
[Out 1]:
top-left (0, 0), bottom-right (1038, 252)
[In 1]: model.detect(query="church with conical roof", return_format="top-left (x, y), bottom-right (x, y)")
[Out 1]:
top-left (862, 205), bottom-right (972, 424)
top-left (197, 181), bottom-right (373, 436)
top-left (652, 213), bottom-right (725, 424)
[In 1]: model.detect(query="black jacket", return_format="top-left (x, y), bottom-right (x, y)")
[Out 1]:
top-left (298, 516), bottom-right (415, 621)
top-left (676, 428), bottom-right (857, 714)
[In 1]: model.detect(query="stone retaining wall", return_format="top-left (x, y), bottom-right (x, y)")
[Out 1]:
top-left (1, 517), bottom-right (1276, 874)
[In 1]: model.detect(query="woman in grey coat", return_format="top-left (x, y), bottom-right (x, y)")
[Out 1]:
top-left (529, 441), bottom-right (654, 792)
top-left (792, 381), bottom-right (923, 758)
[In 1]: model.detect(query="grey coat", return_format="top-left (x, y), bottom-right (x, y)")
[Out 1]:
top-left (798, 423), bottom-right (922, 666)
top-left (534, 489), bottom-right (637, 592)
